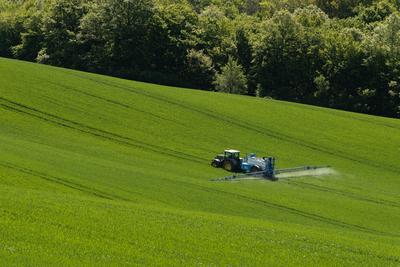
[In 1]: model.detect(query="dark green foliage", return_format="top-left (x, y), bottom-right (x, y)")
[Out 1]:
top-left (39, 0), bottom-right (85, 67)
top-left (259, 0), bottom-right (314, 16)
top-left (314, 0), bottom-right (373, 18)
top-left (0, 14), bottom-right (23, 57)
top-left (253, 11), bottom-right (318, 101)
top-left (1, 0), bottom-right (400, 117)
top-left (149, 0), bottom-right (199, 85)
top-left (316, 28), bottom-right (367, 110)
top-left (235, 28), bottom-right (252, 75)
top-left (196, 5), bottom-right (235, 67)
top-left (362, 13), bottom-right (400, 116)
top-left (235, 27), bottom-right (256, 95)
top-left (80, 0), bottom-right (157, 73)
top-left (214, 57), bottom-right (247, 94)
top-left (183, 49), bottom-right (216, 90)
top-left (357, 0), bottom-right (396, 23)
top-left (12, 12), bottom-right (43, 61)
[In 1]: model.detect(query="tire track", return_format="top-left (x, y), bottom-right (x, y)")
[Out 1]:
top-left (5, 74), bottom-right (398, 236)
top-left (45, 81), bottom-right (188, 127)
top-left (1, 160), bottom-right (182, 208)
top-left (282, 101), bottom-right (400, 131)
top-left (64, 73), bottom-right (400, 174)
top-left (286, 181), bottom-right (400, 208)
top-left (0, 161), bottom-right (131, 202)
top-left (0, 97), bottom-right (206, 164)
top-left (1, 149), bottom-right (397, 237)
top-left (152, 176), bottom-right (400, 238)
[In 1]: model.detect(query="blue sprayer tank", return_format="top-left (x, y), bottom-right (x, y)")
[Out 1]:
top-left (263, 157), bottom-right (275, 178)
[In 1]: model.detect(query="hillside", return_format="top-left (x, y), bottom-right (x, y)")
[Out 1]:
top-left (0, 57), bottom-right (399, 266)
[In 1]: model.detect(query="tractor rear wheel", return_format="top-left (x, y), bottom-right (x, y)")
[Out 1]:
top-left (223, 160), bottom-right (233, 171)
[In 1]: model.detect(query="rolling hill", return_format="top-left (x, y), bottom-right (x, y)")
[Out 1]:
top-left (0, 57), bottom-right (399, 266)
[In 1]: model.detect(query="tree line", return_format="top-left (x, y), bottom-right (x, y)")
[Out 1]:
top-left (1, 0), bottom-right (400, 117)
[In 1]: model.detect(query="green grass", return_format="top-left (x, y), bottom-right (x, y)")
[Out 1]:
top-left (1, 57), bottom-right (399, 266)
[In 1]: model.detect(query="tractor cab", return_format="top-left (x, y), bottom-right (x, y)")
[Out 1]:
top-left (224, 149), bottom-right (240, 159)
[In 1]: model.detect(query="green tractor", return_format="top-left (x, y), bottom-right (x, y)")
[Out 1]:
top-left (211, 149), bottom-right (242, 172)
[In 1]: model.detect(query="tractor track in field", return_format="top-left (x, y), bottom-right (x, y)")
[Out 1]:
top-left (280, 101), bottom-right (400, 131)
top-left (64, 72), bottom-right (400, 175)
top-left (4, 153), bottom-right (389, 237)
top-left (0, 161), bottom-right (132, 202)
top-left (0, 97), bottom-right (207, 165)
top-left (45, 81), bottom-right (188, 127)
top-left (153, 176), bottom-right (400, 238)
top-left (3, 74), bottom-right (398, 236)
top-left (1, 157), bottom-right (398, 238)
top-left (1, 160), bottom-right (170, 207)
top-left (286, 181), bottom-right (400, 208)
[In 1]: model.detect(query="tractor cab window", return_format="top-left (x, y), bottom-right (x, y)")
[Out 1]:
top-left (225, 151), bottom-right (240, 159)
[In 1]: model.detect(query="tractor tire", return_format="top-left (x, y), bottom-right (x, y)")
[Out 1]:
top-left (223, 160), bottom-right (233, 172)
top-left (211, 160), bottom-right (219, 168)
top-left (250, 166), bottom-right (260, 173)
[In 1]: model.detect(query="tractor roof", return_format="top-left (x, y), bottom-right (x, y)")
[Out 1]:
top-left (225, 149), bottom-right (240, 153)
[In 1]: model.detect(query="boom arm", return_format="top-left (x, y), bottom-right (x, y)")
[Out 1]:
top-left (211, 165), bottom-right (331, 182)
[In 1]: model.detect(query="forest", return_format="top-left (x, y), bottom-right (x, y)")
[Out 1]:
top-left (1, 0), bottom-right (400, 117)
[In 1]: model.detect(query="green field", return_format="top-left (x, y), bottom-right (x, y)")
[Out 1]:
top-left (1, 57), bottom-right (399, 266)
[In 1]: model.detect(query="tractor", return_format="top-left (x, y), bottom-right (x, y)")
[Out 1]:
top-left (211, 149), bottom-right (276, 178)
top-left (211, 149), bottom-right (242, 172)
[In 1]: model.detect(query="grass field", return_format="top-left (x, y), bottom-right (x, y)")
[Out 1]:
top-left (1, 57), bottom-right (399, 266)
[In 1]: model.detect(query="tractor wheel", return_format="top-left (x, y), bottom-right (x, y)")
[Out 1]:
top-left (270, 176), bottom-right (278, 181)
top-left (250, 166), bottom-right (260, 173)
top-left (223, 160), bottom-right (233, 172)
top-left (211, 160), bottom-right (219, 168)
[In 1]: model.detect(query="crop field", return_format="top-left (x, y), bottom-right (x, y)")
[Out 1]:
top-left (0, 57), bottom-right (399, 266)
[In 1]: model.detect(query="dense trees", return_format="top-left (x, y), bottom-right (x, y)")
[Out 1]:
top-left (1, 0), bottom-right (400, 117)
top-left (253, 11), bottom-right (312, 100)
top-left (80, 0), bottom-right (160, 77)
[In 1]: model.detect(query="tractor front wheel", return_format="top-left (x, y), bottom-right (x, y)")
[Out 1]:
top-left (211, 160), bottom-right (219, 168)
